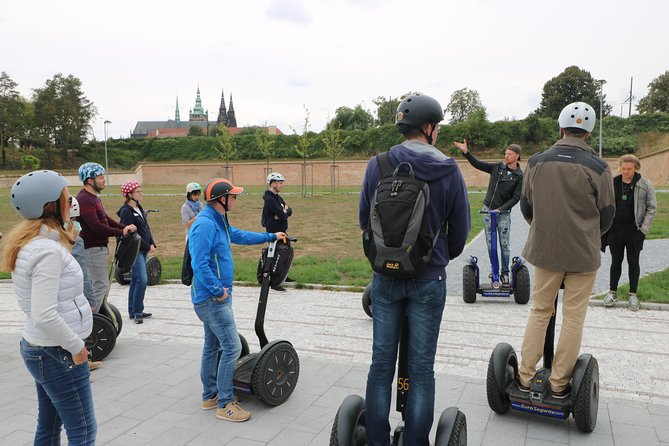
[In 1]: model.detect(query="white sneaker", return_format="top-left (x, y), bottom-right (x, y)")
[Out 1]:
top-left (628, 294), bottom-right (640, 312)
top-left (602, 291), bottom-right (617, 307)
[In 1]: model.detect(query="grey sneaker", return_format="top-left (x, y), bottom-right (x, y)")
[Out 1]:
top-left (628, 293), bottom-right (640, 312)
top-left (602, 291), bottom-right (617, 307)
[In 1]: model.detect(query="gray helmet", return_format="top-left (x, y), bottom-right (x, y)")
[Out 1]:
top-left (10, 170), bottom-right (68, 219)
top-left (395, 94), bottom-right (444, 128)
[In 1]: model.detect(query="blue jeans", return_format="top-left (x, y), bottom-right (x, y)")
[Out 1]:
top-left (128, 251), bottom-right (148, 318)
top-left (20, 339), bottom-right (97, 446)
top-left (365, 275), bottom-right (447, 446)
top-left (482, 206), bottom-right (511, 275)
top-left (193, 297), bottom-right (241, 407)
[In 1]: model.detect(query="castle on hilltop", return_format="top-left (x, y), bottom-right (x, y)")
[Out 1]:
top-left (131, 86), bottom-right (238, 138)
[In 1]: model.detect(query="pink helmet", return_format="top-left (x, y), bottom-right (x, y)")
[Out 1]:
top-left (120, 180), bottom-right (141, 196)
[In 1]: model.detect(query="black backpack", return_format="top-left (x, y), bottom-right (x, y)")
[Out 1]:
top-left (362, 151), bottom-right (435, 279)
top-left (181, 240), bottom-right (193, 286)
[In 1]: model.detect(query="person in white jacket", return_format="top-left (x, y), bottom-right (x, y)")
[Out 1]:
top-left (3, 170), bottom-right (96, 445)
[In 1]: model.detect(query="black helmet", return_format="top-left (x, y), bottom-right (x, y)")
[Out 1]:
top-left (204, 178), bottom-right (244, 202)
top-left (395, 94), bottom-right (444, 128)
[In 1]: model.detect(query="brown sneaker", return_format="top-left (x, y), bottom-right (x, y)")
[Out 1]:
top-left (201, 395), bottom-right (217, 410)
top-left (88, 360), bottom-right (102, 371)
top-left (216, 401), bottom-right (251, 422)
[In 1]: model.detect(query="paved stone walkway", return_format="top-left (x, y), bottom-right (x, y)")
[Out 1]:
top-left (2, 279), bottom-right (669, 445)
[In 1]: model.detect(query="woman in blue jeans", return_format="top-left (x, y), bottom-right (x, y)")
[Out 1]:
top-left (118, 181), bottom-right (157, 324)
top-left (3, 170), bottom-right (96, 445)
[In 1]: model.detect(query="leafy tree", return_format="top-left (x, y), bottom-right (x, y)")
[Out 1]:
top-left (293, 106), bottom-right (314, 196)
top-left (373, 96), bottom-right (401, 126)
top-left (536, 66), bottom-right (612, 118)
top-left (188, 125), bottom-right (203, 136)
top-left (321, 125), bottom-right (343, 193)
top-left (255, 122), bottom-right (276, 172)
top-left (31, 74), bottom-right (97, 167)
top-left (637, 70), bottom-right (669, 113)
top-left (446, 88), bottom-right (483, 124)
top-left (327, 105), bottom-right (374, 131)
top-left (215, 124), bottom-right (237, 169)
top-left (0, 72), bottom-right (28, 166)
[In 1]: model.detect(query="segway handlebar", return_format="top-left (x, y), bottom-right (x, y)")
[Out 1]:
top-left (479, 209), bottom-right (510, 214)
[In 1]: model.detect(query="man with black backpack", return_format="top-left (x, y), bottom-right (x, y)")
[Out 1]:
top-left (359, 93), bottom-right (470, 445)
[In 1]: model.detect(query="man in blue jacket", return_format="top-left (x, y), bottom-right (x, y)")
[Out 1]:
top-left (188, 178), bottom-right (286, 423)
top-left (359, 94), bottom-right (470, 445)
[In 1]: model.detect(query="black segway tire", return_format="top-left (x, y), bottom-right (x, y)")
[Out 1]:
top-left (434, 407), bottom-right (467, 446)
top-left (252, 341), bottom-right (300, 406)
top-left (362, 283), bottom-right (372, 318)
top-left (86, 314), bottom-right (117, 361)
top-left (146, 256), bottom-right (162, 286)
top-left (513, 265), bottom-right (531, 305)
top-left (486, 342), bottom-right (517, 414)
top-left (329, 394), bottom-right (367, 446)
top-left (108, 303), bottom-right (123, 336)
top-left (239, 333), bottom-right (250, 359)
top-left (462, 265), bottom-right (477, 303)
top-left (573, 356), bottom-right (599, 433)
top-left (114, 267), bottom-right (130, 285)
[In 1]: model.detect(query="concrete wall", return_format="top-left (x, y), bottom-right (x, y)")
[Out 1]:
top-left (2, 149), bottom-right (668, 189)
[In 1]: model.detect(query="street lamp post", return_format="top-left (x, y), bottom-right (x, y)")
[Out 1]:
top-left (598, 80), bottom-right (606, 158)
top-left (104, 120), bottom-right (111, 196)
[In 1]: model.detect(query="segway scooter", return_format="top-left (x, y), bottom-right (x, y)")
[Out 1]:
top-left (233, 237), bottom-right (300, 406)
top-left (114, 210), bottom-right (162, 286)
top-left (86, 232), bottom-right (141, 361)
top-left (330, 316), bottom-right (467, 445)
top-left (362, 282), bottom-right (372, 318)
top-left (486, 292), bottom-right (599, 432)
top-left (463, 210), bottom-right (530, 304)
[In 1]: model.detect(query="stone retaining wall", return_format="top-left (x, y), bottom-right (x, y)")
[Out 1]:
top-left (1, 149), bottom-right (668, 189)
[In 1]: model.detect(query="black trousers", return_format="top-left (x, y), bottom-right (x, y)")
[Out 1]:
top-left (608, 229), bottom-right (645, 293)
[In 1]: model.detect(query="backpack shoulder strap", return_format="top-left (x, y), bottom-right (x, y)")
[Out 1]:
top-left (376, 151), bottom-right (395, 178)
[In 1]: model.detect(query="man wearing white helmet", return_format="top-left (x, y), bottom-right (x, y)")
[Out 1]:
top-left (516, 102), bottom-right (615, 400)
top-left (262, 172), bottom-right (293, 290)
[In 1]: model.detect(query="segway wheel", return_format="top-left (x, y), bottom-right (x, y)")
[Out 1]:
top-left (573, 357), bottom-right (599, 433)
top-left (114, 267), bottom-right (130, 285)
top-left (329, 394), bottom-right (366, 446)
top-left (362, 283), bottom-right (372, 318)
top-left (146, 256), bottom-right (162, 286)
top-left (239, 333), bottom-right (250, 359)
top-left (108, 303), bottom-right (123, 336)
top-left (434, 407), bottom-right (467, 446)
top-left (486, 342), bottom-right (517, 414)
top-left (86, 314), bottom-right (117, 361)
top-left (462, 265), bottom-right (477, 303)
top-left (252, 341), bottom-right (300, 406)
top-left (513, 265), bottom-right (531, 305)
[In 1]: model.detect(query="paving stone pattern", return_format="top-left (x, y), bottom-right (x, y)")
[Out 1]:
top-left (1, 273), bottom-right (669, 444)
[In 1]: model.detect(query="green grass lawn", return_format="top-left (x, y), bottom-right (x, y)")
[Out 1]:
top-left (1, 185), bottom-right (668, 302)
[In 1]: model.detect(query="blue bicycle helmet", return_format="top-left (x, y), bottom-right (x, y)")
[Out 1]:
top-left (78, 162), bottom-right (105, 183)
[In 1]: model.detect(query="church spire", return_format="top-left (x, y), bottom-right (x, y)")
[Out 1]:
top-left (175, 97), bottom-right (180, 125)
top-left (226, 93), bottom-right (237, 128)
top-left (217, 89), bottom-right (227, 125)
top-left (189, 83), bottom-right (207, 121)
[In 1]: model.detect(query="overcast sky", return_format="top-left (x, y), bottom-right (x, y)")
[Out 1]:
top-left (2, 0), bottom-right (667, 140)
